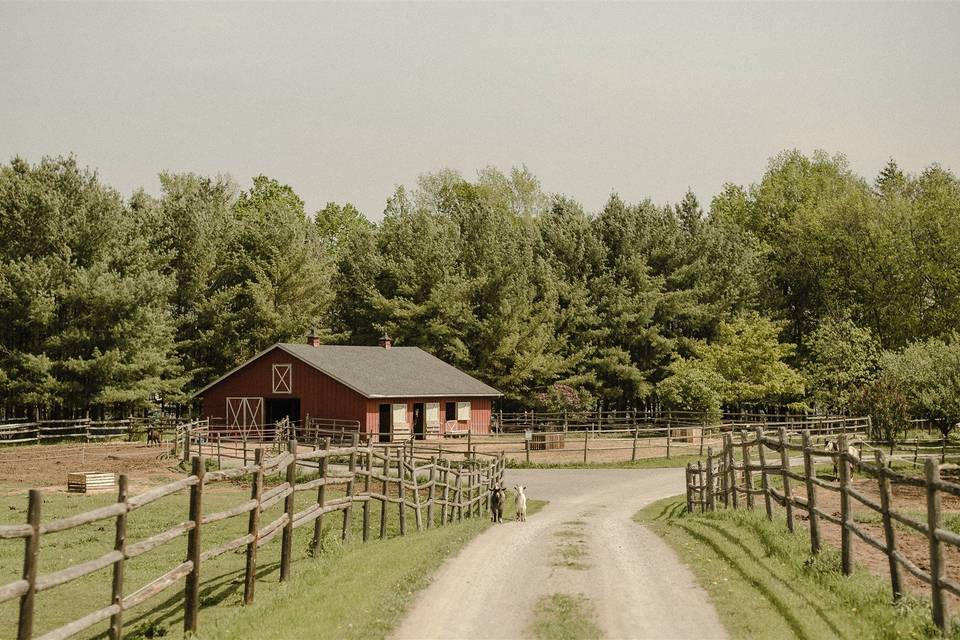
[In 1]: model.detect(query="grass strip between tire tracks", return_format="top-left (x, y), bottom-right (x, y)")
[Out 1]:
top-left (527, 593), bottom-right (601, 640)
top-left (635, 496), bottom-right (956, 640)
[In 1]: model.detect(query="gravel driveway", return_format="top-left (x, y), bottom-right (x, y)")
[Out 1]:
top-left (391, 468), bottom-right (727, 640)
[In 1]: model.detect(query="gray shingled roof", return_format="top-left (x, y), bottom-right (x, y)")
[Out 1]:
top-left (278, 344), bottom-right (501, 398)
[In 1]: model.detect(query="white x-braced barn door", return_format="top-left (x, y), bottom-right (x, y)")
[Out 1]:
top-left (226, 397), bottom-right (264, 438)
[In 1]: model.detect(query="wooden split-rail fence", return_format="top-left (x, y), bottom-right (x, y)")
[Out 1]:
top-left (685, 426), bottom-right (960, 631)
top-left (0, 435), bottom-right (505, 640)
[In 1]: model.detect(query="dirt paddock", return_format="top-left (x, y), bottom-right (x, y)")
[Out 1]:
top-left (0, 441), bottom-right (182, 493)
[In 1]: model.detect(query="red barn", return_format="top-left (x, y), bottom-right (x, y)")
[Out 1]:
top-left (192, 334), bottom-right (501, 442)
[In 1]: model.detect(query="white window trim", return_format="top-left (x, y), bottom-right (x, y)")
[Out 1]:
top-left (272, 364), bottom-right (292, 394)
top-left (456, 401), bottom-right (471, 421)
top-left (425, 402), bottom-right (441, 425)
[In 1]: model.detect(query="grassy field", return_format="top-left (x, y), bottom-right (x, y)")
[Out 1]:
top-left (635, 495), bottom-right (956, 640)
top-left (0, 480), bottom-right (542, 640)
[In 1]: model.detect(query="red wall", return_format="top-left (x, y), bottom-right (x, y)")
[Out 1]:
top-left (199, 348), bottom-right (367, 428)
top-left (363, 397), bottom-right (492, 435)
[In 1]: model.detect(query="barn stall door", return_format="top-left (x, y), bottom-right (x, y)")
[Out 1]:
top-left (226, 397), bottom-right (264, 438)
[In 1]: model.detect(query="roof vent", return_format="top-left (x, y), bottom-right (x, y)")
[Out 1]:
top-left (306, 328), bottom-right (320, 348)
top-left (378, 333), bottom-right (393, 349)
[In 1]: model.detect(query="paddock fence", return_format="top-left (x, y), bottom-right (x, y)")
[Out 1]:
top-left (685, 426), bottom-right (960, 631)
top-left (0, 436), bottom-right (505, 640)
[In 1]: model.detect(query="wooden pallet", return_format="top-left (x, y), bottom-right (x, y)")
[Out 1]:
top-left (67, 472), bottom-right (117, 493)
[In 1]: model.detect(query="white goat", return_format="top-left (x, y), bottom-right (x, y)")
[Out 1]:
top-left (514, 485), bottom-right (527, 522)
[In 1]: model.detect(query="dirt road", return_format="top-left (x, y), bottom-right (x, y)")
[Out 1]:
top-left (392, 468), bottom-right (726, 640)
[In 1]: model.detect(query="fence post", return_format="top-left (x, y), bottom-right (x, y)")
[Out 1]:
top-left (216, 434), bottom-right (222, 470)
top-left (398, 453), bottom-right (407, 535)
top-left (666, 420), bottom-right (672, 459)
top-left (427, 456), bottom-right (437, 529)
top-left (875, 451), bottom-right (902, 601)
top-left (802, 431), bottom-right (821, 554)
top-left (720, 437), bottom-right (729, 509)
top-left (632, 425), bottom-right (639, 462)
top-left (342, 433), bottom-right (358, 542)
top-left (108, 475), bottom-right (129, 640)
top-left (525, 438), bottom-right (530, 465)
top-left (456, 462), bottom-right (464, 522)
top-left (696, 460), bottom-right (704, 512)
top-left (244, 448), bottom-right (264, 604)
top-left (311, 437), bottom-right (330, 552)
top-left (741, 430), bottom-right (754, 510)
top-left (280, 438), bottom-right (297, 581)
top-left (725, 434), bottom-right (738, 509)
top-left (17, 490), bottom-right (41, 640)
top-left (363, 447), bottom-right (373, 540)
top-left (184, 456), bottom-right (205, 633)
top-left (685, 463), bottom-right (693, 513)
top-left (440, 459), bottom-right (450, 525)
top-left (182, 429), bottom-right (190, 464)
top-left (926, 458), bottom-right (948, 631)
top-left (583, 429), bottom-right (589, 464)
top-left (706, 447), bottom-right (715, 512)
top-left (412, 457), bottom-right (424, 531)
top-left (838, 434), bottom-right (853, 575)
top-left (699, 422), bottom-right (705, 457)
top-left (755, 427), bottom-right (772, 520)
top-left (380, 447), bottom-right (389, 538)
top-left (778, 428), bottom-right (794, 533)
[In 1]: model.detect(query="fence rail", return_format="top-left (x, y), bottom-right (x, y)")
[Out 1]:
top-left (685, 426), bottom-right (959, 631)
top-left (2, 435), bottom-right (504, 640)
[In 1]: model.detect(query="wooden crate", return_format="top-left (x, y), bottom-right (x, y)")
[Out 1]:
top-left (530, 432), bottom-right (565, 451)
top-left (67, 472), bottom-right (116, 493)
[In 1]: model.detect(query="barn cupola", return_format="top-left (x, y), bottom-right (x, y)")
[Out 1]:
top-left (378, 332), bottom-right (393, 349)
top-left (306, 328), bottom-right (321, 348)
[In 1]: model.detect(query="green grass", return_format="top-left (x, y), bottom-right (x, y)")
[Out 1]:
top-left (635, 496), bottom-right (955, 640)
top-left (527, 593), bottom-right (601, 640)
top-left (0, 482), bottom-right (544, 640)
top-left (505, 454), bottom-right (703, 470)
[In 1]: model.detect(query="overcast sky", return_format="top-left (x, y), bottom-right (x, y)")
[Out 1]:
top-left (2, 3), bottom-right (958, 219)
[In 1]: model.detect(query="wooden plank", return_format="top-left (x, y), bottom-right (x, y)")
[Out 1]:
top-left (803, 431), bottom-right (821, 554)
top-left (109, 475), bottom-right (128, 640)
top-left (126, 522), bottom-right (193, 559)
top-left (244, 448), bottom-right (264, 605)
top-left (35, 603), bottom-right (121, 640)
top-left (779, 428), bottom-right (794, 532)
top-left (183, 457), bottom-right (204, 633)
top-left (17, 489), bottom-right (40, 640)
top-left (122, 561), bottom-right (193, 611)
top-left (755, 427), bottom-right (772, 519)
top-left (41, 502), bottom-right (127, 534)
top-left (875, 451), bottom-right (903, 600)
top-left (281, 439), bottom-right (297, 582)
top-left (926, 458), bottom-right (948, 631)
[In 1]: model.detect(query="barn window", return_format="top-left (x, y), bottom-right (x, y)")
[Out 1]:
top-left (457, 401), bottom-right (471, 421)
top-left (272, 364), bottom-right (292, 394)
top-left (425, 402), bottom-right (440, 424)
top-left (392, 403), bottom-right (408, 427)
top-left (445, 402), bottom-right (456, 421)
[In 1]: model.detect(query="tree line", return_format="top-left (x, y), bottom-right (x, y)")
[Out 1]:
top-left (1, 151), bottom-right (958, 435)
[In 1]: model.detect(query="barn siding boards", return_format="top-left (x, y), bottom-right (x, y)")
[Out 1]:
top-left (200, 348), bottom-right (366, 429)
